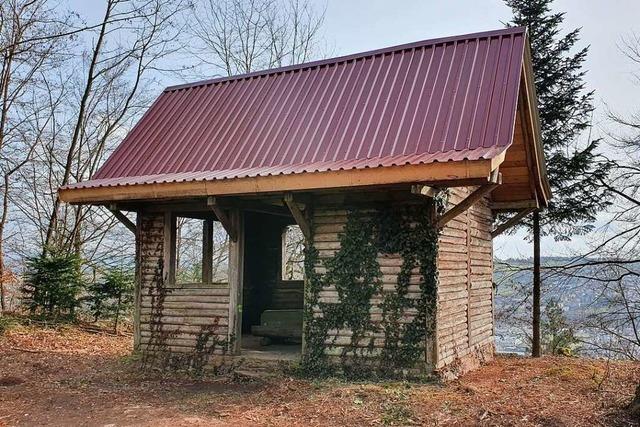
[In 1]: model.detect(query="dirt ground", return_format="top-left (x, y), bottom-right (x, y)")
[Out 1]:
top-left (0, 322), bottom-right (638, 426)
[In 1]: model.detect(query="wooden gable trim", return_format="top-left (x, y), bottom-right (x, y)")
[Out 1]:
top-left (520, 43), bottom-right (552, 204)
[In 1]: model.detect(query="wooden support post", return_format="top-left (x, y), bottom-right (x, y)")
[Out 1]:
top-left (108, 205), bottom-right (136, 234)
top-left (425, 198), bottom-right (438, 370)
top-left (227, 209), bottom-right (244, 355)
top-left (532, 210), bottom-right (541, 357)
top-left (435, 171), bottom-right (502, 229)
top-left (133, 214), bottom-right (142, 351)
top-left (491, 207), bottom-right (536, 238)
top-left (163, 212), bottom-right (176, 285)
top-left (202, 219), bottom-right (214, 283)
top-left (283, 192), bottom-right (312, 241)
top-left (207, 196), bottom-right (237, 241)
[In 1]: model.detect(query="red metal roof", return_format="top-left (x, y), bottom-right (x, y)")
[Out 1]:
top-left (67, 27), bottom-right (527, 191)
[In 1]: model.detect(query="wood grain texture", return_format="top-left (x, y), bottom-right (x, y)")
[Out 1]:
top-left (436, 187), bottom-right (495, 374)
top-left (137, 212), bottom-right (231, 356)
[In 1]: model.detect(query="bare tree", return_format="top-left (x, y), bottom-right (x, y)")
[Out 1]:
top-left (189, 0), bottom-right (326, 77)
top-left (579, 33), bottom-right (640, 358)
top-left (0, 0), bottom-right (73, 313)
top-left (35, 0), bottom-right (188, 261)
top-left (283, 224), bottom-right (304, 280)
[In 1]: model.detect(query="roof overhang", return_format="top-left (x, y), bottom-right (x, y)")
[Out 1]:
top-left (59, 156), bottom-right (504, 204)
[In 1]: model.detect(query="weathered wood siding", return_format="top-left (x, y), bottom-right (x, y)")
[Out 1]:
top-left (312, 207), bottom-right (431, 365)
top-left (136, 212), bottom-right (231, 359)
top-left (436, 187), bottom-right (495, 373)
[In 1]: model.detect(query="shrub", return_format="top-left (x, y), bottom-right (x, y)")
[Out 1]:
top-left (22, 250), bottom-right (84, 319)
top-left (86, 268), bottom-right (134, 331)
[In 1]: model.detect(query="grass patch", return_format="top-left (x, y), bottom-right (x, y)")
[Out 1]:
top-left (379, 382), bottom-right (418, 425)
top-left (381, 401), bottom-right (415, 425)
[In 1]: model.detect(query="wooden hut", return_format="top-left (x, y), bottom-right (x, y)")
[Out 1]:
top-left (59, 27), bottom-right (550, 378)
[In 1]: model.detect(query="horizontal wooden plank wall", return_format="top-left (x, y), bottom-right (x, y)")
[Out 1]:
top-left (136, 212), bottom-right (231, 358)
top-left (436, 187), bottom-right (495, 374)
top-left (313, 208), bottom-right (429, 364)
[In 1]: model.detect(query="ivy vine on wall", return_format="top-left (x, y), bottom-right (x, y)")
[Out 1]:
top-left (301, 202), bottom-right (440, 379)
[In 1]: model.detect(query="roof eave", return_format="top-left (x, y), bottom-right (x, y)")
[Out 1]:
top-left (59, 158), bottom-right (502, 205)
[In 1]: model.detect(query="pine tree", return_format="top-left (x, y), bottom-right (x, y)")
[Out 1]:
top-left (505, 0), bottom-right (612, 356)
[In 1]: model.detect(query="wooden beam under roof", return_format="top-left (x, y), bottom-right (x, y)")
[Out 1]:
top-left (283, 193), bottom-right (312, 241)
top-left (491, 207), bottom-right (536, 238)
top-left (411, 184), bottom-right (438, 198)
top-left (436, 170), bottom-right (502, 229)
top-left (207, 197), bottom-right (238, 242)
top-left (490, 199), bottom-right (539, 211)
top-left (108, 205), bottom-right (136, 234)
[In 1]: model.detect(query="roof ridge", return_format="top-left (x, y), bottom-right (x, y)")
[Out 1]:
top-left (164, 26), bottom-right (526, 92)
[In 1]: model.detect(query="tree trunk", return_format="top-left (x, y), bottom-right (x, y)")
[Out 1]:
top-left (0, 251), bottom-right (5, 314)
top-left (0, 179), bottom-right (9, 315)
top-left (44, 1), bottom-right (114, 251)
top-left (532, 209), bottom-right (541, 357)
top-left (114, 294), bottom-right (121, 335)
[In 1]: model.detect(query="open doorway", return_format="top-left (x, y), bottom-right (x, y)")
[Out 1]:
top-left (240, 211), bottom-right (304, 360)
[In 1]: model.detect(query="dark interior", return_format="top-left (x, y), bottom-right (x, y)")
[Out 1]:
top-left (241, 211), bottom-right (303, 358)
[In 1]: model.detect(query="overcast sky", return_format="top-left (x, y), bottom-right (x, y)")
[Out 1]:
top-left (70, 0), bottom-right (640, 259)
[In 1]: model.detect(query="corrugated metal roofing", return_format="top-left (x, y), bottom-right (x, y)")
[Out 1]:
top-left (66, 27), bottom-right (527, 191)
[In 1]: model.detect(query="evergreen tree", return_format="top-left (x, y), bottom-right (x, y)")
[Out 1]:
top-left (22, 250), bottom-right (84, 319)
top-left (86, 268), bottom-right (134, 332)
top-left (505, 0), bottom-right (612, 356)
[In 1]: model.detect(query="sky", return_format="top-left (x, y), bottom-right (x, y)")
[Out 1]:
top-left (69, 0), bottom-right (640, 259)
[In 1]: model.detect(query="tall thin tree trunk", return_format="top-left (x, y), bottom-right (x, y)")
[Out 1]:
top-left (0, 173), bottom-right (10, 315)
top-left (532, 209), bottom-right (541, 357)
top-left (114, 293), bottom-right (121, 334)
top-left (0, 9), bottom-right (18, 317)
top-left (0, 248), bottom-right (5, 314)
top-left (44, 1), bottom-right (113, 251)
